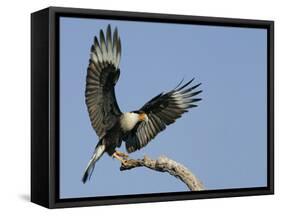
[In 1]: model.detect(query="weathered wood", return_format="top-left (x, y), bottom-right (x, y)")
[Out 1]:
top-left (120, 155), bottom-right (205, 191)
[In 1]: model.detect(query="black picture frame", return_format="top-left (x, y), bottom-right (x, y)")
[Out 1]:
top-left (31, 6), bottom-right (274, 208)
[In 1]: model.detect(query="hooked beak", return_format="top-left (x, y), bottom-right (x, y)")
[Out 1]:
top-left (139, 113), bottom-right (149, 123)
top-left (144, 114), bottom-right (149, 123)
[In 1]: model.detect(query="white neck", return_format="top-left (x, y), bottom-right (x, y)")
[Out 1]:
top-left (120, 112), bottom-right (139, 132)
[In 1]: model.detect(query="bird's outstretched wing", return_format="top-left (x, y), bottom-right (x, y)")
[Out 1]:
top-left (86, 25), bottom-right (122, 138)
top-left (124, 79), bottom-right (202, 153)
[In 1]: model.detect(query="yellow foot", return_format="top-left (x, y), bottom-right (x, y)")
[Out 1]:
top-left (115, 150), bottom-right (129, 159)
top-left (112, 151), bottom-right (128, 164)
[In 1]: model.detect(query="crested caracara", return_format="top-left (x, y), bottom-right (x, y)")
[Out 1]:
top-left (82, 25), bottom-right (202, 183)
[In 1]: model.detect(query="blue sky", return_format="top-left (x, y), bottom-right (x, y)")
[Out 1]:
top-left (59, 17), bottom-right (267, 199)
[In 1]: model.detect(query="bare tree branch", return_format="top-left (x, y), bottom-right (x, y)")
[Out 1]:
top-left (120, 155), bottom-right (205, 191)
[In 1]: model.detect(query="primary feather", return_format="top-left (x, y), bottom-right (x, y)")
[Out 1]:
top-left (124, 78), bottom-right (202, 153)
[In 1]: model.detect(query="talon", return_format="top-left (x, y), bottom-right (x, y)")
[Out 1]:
top-left (122, 159), bottom-right (128, 166)
top-left (112, 151), bottom-right (128, 163)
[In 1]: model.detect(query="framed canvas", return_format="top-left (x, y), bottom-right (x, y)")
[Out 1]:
top-left (31, 6), bottom-right (274, 208)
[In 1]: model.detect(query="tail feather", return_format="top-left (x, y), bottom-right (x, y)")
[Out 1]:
top-left (82, 140), bottom-right (105, 183)
top-left (82, 157), bottom-right (96, 183)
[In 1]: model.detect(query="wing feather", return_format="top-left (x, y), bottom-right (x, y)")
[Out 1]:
top-left (99, 30), bottom-right (108, 61)
top-left (106, 25), bottom-right (113, 63)
top-left (125, 79), bottom-right (202, 153)
top-left (86, 25), bottom-right (122, 138)
top-left (112, 28), bottom-right (118, 65)
top-left (93, 37), bottom-right (103, 64)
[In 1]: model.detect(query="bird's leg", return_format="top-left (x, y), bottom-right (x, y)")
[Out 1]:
top-left (112, 152), bottom-right (124, 162)
top-left (112, 151), bottom-right (129, 165)
top-left (114, 150), bottom-right (129, 159)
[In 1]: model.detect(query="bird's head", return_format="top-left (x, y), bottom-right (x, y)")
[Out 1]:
top-left (120, 111), bottom-right (149, 132)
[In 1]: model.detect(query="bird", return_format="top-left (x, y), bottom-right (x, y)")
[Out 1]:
top-left (82, 25), bottom-right (202, 183)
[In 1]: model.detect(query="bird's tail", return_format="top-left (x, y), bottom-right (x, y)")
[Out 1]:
top-left (82, 139), bottom-right (105, 183)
